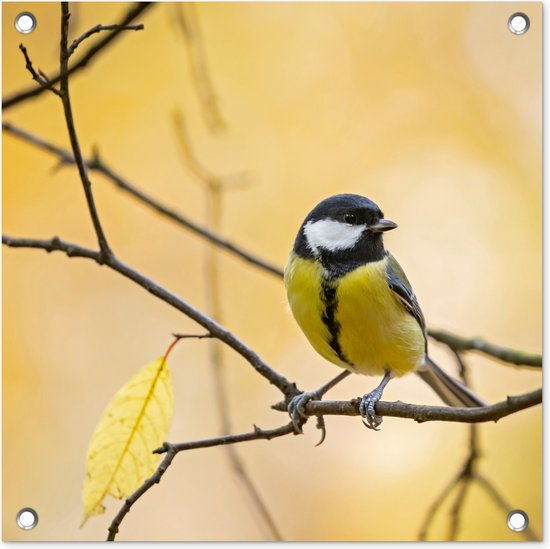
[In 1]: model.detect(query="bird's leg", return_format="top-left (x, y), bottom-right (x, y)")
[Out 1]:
top-left (288, 370), bottom-right (351, 438)
top-left (359, 370), bottom-right (394, 431)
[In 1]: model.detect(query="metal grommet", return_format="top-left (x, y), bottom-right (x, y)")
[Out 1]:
top-left (507, 509), bottom-right (528, 532)
top-left (15, 12), bottom-right (37, 34)
top-left (508, 12), bottom-right (530, 35)
top-left (16, 507), bottom-right (39, 530)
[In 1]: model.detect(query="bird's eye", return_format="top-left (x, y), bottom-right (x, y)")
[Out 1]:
top-left (343, 213), bottom-right (356, 224)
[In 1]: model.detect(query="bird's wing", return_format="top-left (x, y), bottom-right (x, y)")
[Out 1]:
top-left (385, 253), bottom-right (427, 339)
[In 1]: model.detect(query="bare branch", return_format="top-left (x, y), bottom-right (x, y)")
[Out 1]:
top-left (447, 471), bottom-right (472, 540)
top-left (418, 351), bottom-right (539, 541)
top-left (2, 122), bottom-right (283, 278)
top-left (173, 4), bottom-right (226, 131)
top-left (68, 23), bottom-right (144, 56)
top-left (2, 234), bottom-right (296, 398)
top-left (417, 470), bottom-right (462, 540)
top-left (3, 2), bottom-right (153, 111)
top-left (107, 422), bottom-right (294, 541)
top-left (172, 109), bottom-right (251, 191)
top-left (418, 427), bottom-right (477, 538)
top-left (447, 352), bottom-right (478, 540)
top-left (473, 473), bottom-right (539, 541)
top-left (429, 329), bottom-right (541, 368)
top-left (2, 234), bottom-right (99, 260)
top-left (174, 116), bottom-right (282, 540)
top-left (18, 44), bottom-right (62, 97)
top-left (59, 3), bottom-right (112, 260)
top-left (107, 445), bottom-right (177, 541)
top-left (82, 147), bottom-right (278, 275)
top-left (157, 423), bottom-right (296, 456)
top-left (3, 122), bottom-right (73, 161)
top-left (273, 388), bottom-right (541, 423)
top-left (172, 332), bottom-right (213, 340)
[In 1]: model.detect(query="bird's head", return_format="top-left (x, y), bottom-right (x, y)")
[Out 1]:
top-left (295, 194), bottom-right (397, 261)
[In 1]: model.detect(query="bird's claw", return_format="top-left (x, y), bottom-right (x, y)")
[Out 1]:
top-left (359, 388), bottom-right (384, 431)
top-left (288, 391), bottom-right (317, 433)
top-left (288, 392), bottom-right (328, 445)
top-left (315, 415), bottom-right (327, 446)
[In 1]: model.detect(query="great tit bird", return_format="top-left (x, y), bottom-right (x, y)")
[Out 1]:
top-left (284, 194), bottom-right (485, 430)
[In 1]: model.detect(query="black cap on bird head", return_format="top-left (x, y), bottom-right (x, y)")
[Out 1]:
top-left (293, 194), bottom-right (398, 273)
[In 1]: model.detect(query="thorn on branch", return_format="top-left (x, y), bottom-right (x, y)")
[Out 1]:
top-left (153, 441), bottom-right (173, 455)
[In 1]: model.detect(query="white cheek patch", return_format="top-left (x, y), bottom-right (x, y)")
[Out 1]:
top-left (304, 219), bottom-right (366, 253)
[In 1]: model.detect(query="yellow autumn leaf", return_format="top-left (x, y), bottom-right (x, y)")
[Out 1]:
top-left (81, 356), bottom-right (173, 525)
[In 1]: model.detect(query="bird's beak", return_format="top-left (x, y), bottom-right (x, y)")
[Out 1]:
top-left (368, 219), bottom-right (398, 233)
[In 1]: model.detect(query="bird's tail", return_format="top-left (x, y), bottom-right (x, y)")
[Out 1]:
top-left (416, 356), bottom-right (486, 408)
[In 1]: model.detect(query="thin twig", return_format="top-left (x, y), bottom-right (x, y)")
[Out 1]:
top-left (2, 122), bottom-right (283, 278)
top-left (3, 122), bottom-right (73, 160)
top-left (418, 351), bottom-right (539, 541)
top-left (174, 116), bottom-right (282, 540)
top-left (172, 109), bottom-right (251, 190)
top-left (447, 472), bottom-right (472, 540)
top-left (59, 3), bottom-right (113, 260)
top-left (107, 446), bottom-right (177, 541)
top-left (447, 352), bottom-right (479, 540)
top-left (313, 370), bottom-right (352, 397)
top-left (473, 473), bottom-right (539, 541)
top-left (156, 423), bottom-right (296, 455)
top-left (2, 234), bottom-right (296, 398)
top-left (18, 44), bottom-right (62, 97)
top-left (172, 332), bottom-right (213, 340)
top-left (416, 349), bottom-right (477, 542)
top-left (417, 427), bottom-right (477, 540)
top-left (106, 422), bottom-right (294, 541)
top-left (68, 23), bottom-right (144, 56)
top-left (417, 471), bottom-right (462, 540)
top-left (173, 4), bottom-right (225, 131)
top-left (3, 3), bottom-right (153, 110)
top-left (429, 329), bottom-right (542, 368)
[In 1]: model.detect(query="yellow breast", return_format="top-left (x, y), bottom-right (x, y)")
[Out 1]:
top-left (284, 255), bottom-right (342, 365)
top-left (284, 254), bottom-right (425, 377)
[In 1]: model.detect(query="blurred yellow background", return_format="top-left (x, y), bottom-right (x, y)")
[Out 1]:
top-left (3, 2), bottom-right (541, 542)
